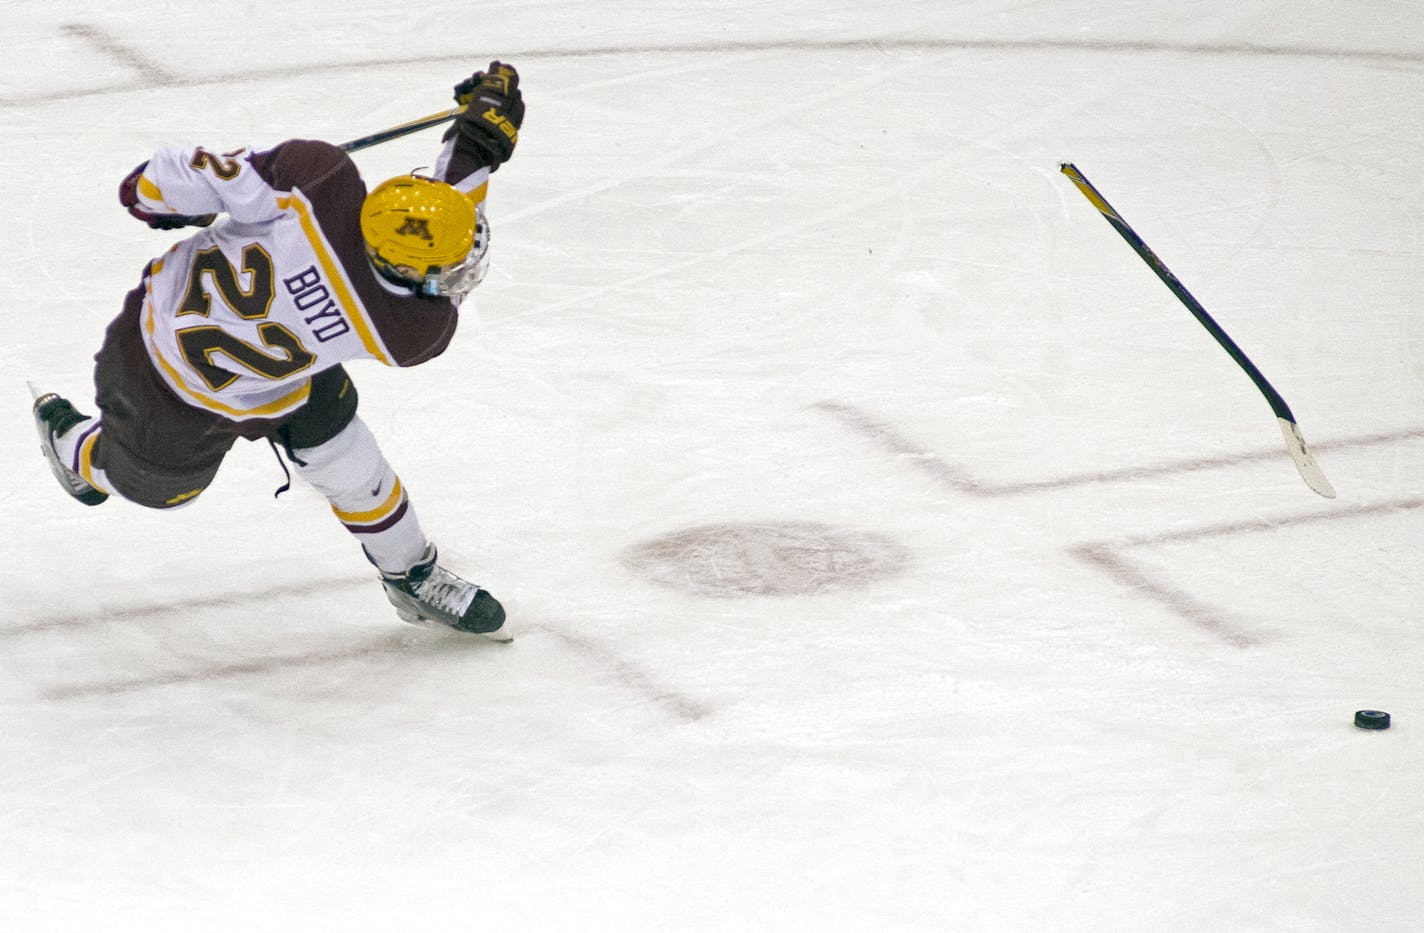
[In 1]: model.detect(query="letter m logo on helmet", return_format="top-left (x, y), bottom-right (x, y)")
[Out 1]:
top-left (359, 174), bottom-right (485, 298)
top-left (360, 174), bottom-right (475, 271)
top-left (394, 217), bottom-right (434, 241)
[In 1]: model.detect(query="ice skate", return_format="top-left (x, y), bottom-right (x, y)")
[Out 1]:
top-left (31, 388), bottom-right (108, 506)
top-left (379, 545), bottom-right (510, 641)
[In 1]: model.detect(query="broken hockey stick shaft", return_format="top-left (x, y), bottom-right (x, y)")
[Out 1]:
top-left (1059, 162), bottom-right (1336, 499)
top-left (338, 104), bottom-right (466, 153)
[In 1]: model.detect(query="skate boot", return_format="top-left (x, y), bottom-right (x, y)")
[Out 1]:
top-left (379, 544), bottom-right (510, 641)
top-left (32, 391), bottom-right (108, 506)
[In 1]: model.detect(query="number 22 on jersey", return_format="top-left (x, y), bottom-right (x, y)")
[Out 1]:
top-left (174, 243), bottom-right (316, 391)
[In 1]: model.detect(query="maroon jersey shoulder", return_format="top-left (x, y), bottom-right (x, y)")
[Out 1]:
top-left (250, 140), bottom-right (458, 367)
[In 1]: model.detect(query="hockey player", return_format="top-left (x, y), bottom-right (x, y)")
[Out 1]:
top-left (30, 63), bottom-right (525, 640)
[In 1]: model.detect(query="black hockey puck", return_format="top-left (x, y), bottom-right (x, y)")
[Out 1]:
top-left (1354, 710), bottom-right (1391, 730)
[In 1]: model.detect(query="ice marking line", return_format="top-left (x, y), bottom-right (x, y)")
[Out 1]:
top-left (17, 575), bottom-right (703, 719)
top-left (40, 642), bottom-right (398, 701)
top-left (1112, 496), bottom-right (1424, 548)
top-left (1073, 498), bottom-right (1424, 646)
top-left (60, 24), bottom-right (179, 86)
top-left (1070, 544), bottom-right (1257, 648)
top-left (5, 575), bottom-right (374, 639)
top-left (818, 398), bottom-right (1423, 643)
top-left (815, 400), bottom-right (1424, 497)
top-left (4, 35), bottom-right (1420, 107)
top-left (812, 401), bottom-right (982, 493)
top-left (534, 623), bottom-right (711, 723)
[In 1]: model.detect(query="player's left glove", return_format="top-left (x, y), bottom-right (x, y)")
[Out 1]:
top-left (118, 161), bottom-right (217, 230)
top-left (444, 61), bottom-right (524, 172)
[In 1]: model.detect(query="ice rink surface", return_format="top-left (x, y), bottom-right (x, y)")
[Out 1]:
top-left (2, 2), bottom-right (1422, 930)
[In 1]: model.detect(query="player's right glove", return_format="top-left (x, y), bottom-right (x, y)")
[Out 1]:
top-left (118, 162), bottom-right (216, 230)
top-left (445, 62), bottom-right (524, 172)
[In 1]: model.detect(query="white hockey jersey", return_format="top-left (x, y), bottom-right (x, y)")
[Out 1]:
top-left (128, 139), bottom-right (490, 421)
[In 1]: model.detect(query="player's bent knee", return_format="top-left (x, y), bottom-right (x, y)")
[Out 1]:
top-left (281, 366), bottom-right (359, 451)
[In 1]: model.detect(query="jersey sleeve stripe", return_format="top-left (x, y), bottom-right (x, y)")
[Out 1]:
top-left (138, 173), bottom-right (165, 203)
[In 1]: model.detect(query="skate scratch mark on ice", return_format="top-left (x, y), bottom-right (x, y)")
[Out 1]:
top-left (535, 624), bottom-right (710, 723)
top-left (485, 63), bottom-right (948, 327)
top-left (4, 36), bottom-right (1422, 107)
top-left (5, 575), bottom-right (372, 639)
top-left (1073, 498), bottom-right (1424, 646)
top-left (814, 401), bottom-right (1423, 497)
top-left (61, 24), bottom-right (179, 87)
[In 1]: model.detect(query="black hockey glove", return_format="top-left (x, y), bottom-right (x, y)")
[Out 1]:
top-left (444, 62), bottom-right (524, 172)
top-left (118, 161), bottom-right (216, 230)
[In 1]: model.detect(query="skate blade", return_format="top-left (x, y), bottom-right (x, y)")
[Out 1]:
top-left (397, 608), bottom-right (512, 642)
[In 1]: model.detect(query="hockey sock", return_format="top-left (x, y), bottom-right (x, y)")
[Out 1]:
top-left (291, 416), bottom-right (430, 574)
top-left (51, 416), bottom-right (114, 496)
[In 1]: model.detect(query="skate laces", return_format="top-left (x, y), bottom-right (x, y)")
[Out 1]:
top-left (409, 566), bottom-right (477, 617)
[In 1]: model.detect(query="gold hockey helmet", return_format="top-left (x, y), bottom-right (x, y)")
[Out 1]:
top-left (359, 174), bottom-right (488, 298)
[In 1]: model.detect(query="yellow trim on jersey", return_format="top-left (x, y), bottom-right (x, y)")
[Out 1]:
top-left (277, 192), bottom-right (393, 366)
top-left (468, 180), bottom-right (488, 208)
top-left (143, 292), bottom-right (312, 418)
top-left (332, 477), bottom-right (405, 524)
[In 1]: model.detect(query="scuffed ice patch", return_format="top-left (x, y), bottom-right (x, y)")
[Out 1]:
top-left (622, 520), bottom-right (910, 597)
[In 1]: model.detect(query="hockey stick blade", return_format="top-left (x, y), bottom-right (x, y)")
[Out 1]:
top-left (1277, 417), bottom-right (1336, 499)
top-left (1060, 162), bottom-right (1336, 499)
